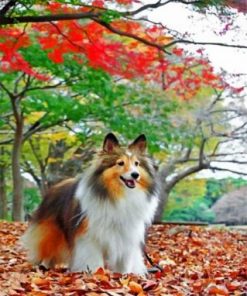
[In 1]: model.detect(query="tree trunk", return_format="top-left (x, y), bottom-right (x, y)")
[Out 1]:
top-left (153, 189), bottom-right (170, 223)
top-left (153, 162), bottom-right (207, 223)
top-left (11, 115), bottom-right (24, 221)
top-left (0, 148), bottom-right (8, 219)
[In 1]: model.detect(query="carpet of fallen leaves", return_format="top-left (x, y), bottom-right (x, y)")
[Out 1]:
top-left (0, 222), bottom-right (247, 296)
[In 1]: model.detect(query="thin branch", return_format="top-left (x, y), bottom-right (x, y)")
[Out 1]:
top-left (199, 138), bottom-right (206, 166)
top-left (0, 81), bottom-right (15, 99)
top-left (164, 39), bottom-right (247, 50)
top-left (208, 166), bottom-right (247, 176)
top-left (210, 152), bottom-right (247, 157)
top-left (92, 17), bottom-right (171, 54)
top-left (14, 73), bottom-right (26, 95)
top-left (28, 138), bottom-right (45, 170)
top-left (212, 159), bottom-right (247, 164)
top-left (22, 81), bottom-right (64, 94)
top-left (50, 22), bottom-right (86, 53)
top-left (127, 0), bottom-right (203, 16)
top-left (0, 138), bottom-right (13, 145)
top-left (22, 118), bottom-right (69, 142)
top-left (22, 158), bottom-right (41, 188)
top-left (173, 147), bottom-right (192, 164)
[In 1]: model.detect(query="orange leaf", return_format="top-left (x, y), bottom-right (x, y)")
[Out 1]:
top-left (128, 281), bottom-right (143, 294)
top-left (32, 277), bottom-right (51, 288)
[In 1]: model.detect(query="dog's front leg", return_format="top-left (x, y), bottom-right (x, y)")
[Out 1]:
top-left (115, 245), bottom-right (147, 275)
top-left (70, 237), bottom-right (104, 272)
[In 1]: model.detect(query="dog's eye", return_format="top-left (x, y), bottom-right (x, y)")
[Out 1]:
top-left (135, 161), bottom-right (139, 166)
top-left (117, 161), bottom-right (125, 166)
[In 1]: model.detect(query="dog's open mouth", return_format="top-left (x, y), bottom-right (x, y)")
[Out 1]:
top-left (120, 176), bottom-right (136, 189)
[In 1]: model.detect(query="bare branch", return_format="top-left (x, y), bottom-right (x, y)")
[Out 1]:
top-left (22, 158), bottom-right (41, 188)
top-left (28, 138), bottom-right (45, 171)
top-left (212, 159), bottom-right (247, 165)
top-left (0, 0), bottom-right (17, 15)
top-left (208, 166), bottom-right (247, 176)
top-left (164, 39), bottom-right (247, 50)
top-left (165, 162), bottom-right (209, 190)
top-left (22, 118), bottom-right (69, 142)
top-left (209, 152), bottom-right (247, 157)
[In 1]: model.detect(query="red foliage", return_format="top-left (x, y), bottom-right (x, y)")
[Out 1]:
top-left (0, 28), bottom-right (49, 81)
top-left (0, 2), bottom-right (242, 98)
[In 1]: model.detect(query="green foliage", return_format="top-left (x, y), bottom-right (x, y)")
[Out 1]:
top-left (100, 10), bottom-right (122, 23)
top-left (24, 187), bottom-right (41, 214)
top-left (163, 177), bottom-right (247, 222)
top-left (194, 0), bottom-right (225, 9)
top-left (205, 178), bottom-right (247, 206)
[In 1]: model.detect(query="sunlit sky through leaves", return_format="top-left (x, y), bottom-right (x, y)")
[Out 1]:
top-left (146, 2), bottom-right (247, 178)
top-left (147, 2), bottom-right (247, 80)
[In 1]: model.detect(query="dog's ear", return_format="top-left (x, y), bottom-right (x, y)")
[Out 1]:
top-left (129, 134), bottom-right (147, 154)
top-left (103, 133), bottom-right (120, 153)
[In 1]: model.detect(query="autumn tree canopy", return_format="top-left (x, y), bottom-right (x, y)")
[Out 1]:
top-left (0, 0), bottom-right (246, 220)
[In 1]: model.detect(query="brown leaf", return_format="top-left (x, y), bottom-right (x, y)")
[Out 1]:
top-left (142, 280), bottom-right (157, 291)
top-left (225, 281), bottom-right (241, 291)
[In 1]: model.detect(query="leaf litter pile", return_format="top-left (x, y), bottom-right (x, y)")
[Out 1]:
top-left (0, 221), bottom-right (247, 296)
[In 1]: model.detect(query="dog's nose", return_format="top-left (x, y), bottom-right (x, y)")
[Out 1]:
top-left (131, 172), bottom-right (139, 180)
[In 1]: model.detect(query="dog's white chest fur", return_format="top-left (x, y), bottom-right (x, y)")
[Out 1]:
top-left (71, 178), bottom-right (158, 274)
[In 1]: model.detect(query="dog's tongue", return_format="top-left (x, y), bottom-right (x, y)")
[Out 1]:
top-left (125, 179), bottom-right (135, 188)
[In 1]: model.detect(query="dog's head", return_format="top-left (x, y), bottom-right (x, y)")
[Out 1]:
top-left (90, 133), bottom-right (157, 200)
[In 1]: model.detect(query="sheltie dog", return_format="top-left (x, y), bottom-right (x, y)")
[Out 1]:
top-left (22, 133), bottom-right (159, 274)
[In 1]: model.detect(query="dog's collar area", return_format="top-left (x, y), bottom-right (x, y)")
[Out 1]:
top-left (120, 176), bottom-right (136, 189)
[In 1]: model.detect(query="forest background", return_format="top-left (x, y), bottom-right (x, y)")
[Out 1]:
top-left (0, 0), bottom-right (247, 222)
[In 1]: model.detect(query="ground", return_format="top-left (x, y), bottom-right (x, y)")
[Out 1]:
top-left (0, 221), bottom-right (247, 296)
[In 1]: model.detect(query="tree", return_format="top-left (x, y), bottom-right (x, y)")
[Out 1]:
top-left (0, 34), bottom-right (181, 219)
top-left (0, 0), bottom-right (246, 220)
top-left (21, 130), bottom-right (95, 194)
top-left (154, 87), bottom-right (247, 221)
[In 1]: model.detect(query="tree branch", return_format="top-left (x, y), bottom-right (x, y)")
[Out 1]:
top-left (0, 11), bottom-right (99, 25)
top-left (208, 166), bottom-right (247, 176)
top-left (164, 39), bottom-right (247, 50)
top-left (92, 17), bottom-right (171, 54)
top-left (0, 0), bottom-right (17, 15)
top-left (165, 162), bottom-right (209, 191)
top-left (0, 81), bottom-right (15, 99)
top-left (22, 158), bottom-right (41, 189)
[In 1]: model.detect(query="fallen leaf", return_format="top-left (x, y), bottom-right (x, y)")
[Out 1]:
top-left (128, 281), bottom-right (143, 294)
